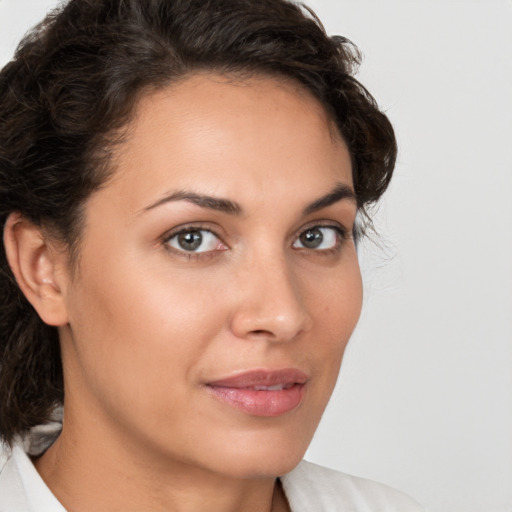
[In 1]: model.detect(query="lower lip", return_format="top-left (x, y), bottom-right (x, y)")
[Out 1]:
top-left (206, 384), bottom-right (305, 417)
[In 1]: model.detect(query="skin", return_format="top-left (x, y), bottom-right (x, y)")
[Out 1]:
top-left (7, 73), bottom-right (362, 511)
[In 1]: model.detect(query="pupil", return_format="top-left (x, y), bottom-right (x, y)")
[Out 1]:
top-left (301, 228), bottom-right (323, 248)
top-left (178, 231), bottom-right (202, 251)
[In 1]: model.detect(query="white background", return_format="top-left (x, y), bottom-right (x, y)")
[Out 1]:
top-left (1, 1), bottom-right (511, 511)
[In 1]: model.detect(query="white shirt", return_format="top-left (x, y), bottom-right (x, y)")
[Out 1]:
top-left (0, 420), bottom-right (424, 512)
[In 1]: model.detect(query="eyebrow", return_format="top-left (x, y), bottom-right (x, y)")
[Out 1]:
top-left (302, 183), bottom-right (356, 215)
top-left (143, 190), bottom-right (242, 215)
top-left (142, 182), bottom-right (355, 216)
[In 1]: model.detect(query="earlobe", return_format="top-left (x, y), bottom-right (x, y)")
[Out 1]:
top-left (3, 212), bottom-right (69, 326)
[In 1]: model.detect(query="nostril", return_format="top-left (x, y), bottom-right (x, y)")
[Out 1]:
top-left (250, 329), bottom-right (273, 336)
top-left (229, 286), bottom-right (310, 341)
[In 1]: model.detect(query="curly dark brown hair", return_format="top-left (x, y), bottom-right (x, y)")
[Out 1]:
top-left (0, 0), bottom-right (396, 445)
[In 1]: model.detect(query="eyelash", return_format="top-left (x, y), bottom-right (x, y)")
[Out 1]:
top-left (162, 222), bottom-right (350, 260)
top-left (162, 224), bottom-right (226, 261)
top-left (293, 223), bottom-right (349, 255)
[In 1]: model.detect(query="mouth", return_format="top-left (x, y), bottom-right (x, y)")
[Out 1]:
top-left (205, 369), bottom-right (308, 417)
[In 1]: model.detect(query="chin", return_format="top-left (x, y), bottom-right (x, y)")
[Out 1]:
top-left (214, 450), bottom-right (305, 480)
top-left (249, 452), bottom-right (305, 479)
top-left (197, 428), bottom-right (312, 480)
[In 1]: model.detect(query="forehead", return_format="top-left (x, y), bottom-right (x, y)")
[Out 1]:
top-left (103, 73), bottom-right (352, 214)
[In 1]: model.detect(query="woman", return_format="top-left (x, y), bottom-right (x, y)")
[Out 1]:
top-left (0, 0), bottom-right (423, 510)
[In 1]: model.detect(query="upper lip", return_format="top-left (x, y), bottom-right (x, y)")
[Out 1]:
top-left (206, 368), bottom-right (308, 389)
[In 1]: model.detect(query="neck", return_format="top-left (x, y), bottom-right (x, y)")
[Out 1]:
top-left (34, 414), bottom-right (290, 512)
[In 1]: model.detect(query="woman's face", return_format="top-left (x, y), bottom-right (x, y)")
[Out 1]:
top-left (57, 74), bottom-right (362, 478)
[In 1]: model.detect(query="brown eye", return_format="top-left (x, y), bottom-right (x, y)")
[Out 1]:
top-left (293, 226), bottom-right (339, 250)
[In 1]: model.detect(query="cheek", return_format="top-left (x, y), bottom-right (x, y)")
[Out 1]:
top-left (63, 251), bottom-right (229, 416)
top-left (305, 254), bottom-right (363, 384)
top-left (307, 249), bottom-right (363, 333)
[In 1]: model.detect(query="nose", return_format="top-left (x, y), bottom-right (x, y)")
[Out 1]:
top-left (228, 252), bottom-right (312, 342)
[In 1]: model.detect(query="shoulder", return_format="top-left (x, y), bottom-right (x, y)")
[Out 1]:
top-left (0, 440), bottom-right (14, 486)
top-left (281, 460), bottom-right (424, 512)
top-left (0, 441), bottom-right (10, 473)
top-left (0, 441), bottom-right (28, 512)
top-left (0, 437), bottom-right (66, 512)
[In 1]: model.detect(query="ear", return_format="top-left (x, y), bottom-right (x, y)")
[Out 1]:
top-left (3, 212), bottom-right (69, 326)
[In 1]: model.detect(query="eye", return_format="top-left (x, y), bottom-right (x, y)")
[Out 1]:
top-left (166, 228), bottom-right (225, 253)
top-left (292, 226), bottom-right (341, 250)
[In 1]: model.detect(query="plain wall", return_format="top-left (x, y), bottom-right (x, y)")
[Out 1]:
top-left (1, 1), bottom-right (511, 511)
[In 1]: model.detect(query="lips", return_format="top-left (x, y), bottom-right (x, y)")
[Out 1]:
top-left (206, 369), bottom-right (308, 417)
